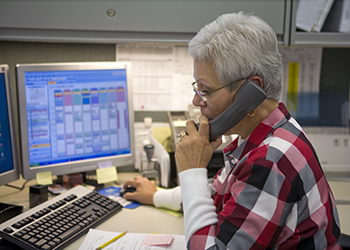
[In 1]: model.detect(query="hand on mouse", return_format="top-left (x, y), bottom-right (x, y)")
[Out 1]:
top-left (122, 176), bottom-right (158, 205)
top-left (120, 186), bottom-right (136, 197)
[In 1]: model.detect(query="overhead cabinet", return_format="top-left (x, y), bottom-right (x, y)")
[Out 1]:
top-left (0, 0), bottom-right (290, 44)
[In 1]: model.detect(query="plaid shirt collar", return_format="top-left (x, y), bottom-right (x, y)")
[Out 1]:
top-left (223, 103), bottom-right (290, 161)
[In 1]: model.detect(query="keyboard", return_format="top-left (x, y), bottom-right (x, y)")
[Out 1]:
top-left (0, 185), bottom-right (122, 250)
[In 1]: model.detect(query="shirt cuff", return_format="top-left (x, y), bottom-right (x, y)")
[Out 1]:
top-left (153, 186), bottom-right (182, 211)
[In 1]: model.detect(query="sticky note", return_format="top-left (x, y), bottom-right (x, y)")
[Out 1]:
top-left (96, 166), bottom-right (118, 184)
top-left (142, 235), bottom-right (174, 246)
top-left (36, 171), bottom-right (53, 185)
top-left (173, 120), bottom-right (187, 127)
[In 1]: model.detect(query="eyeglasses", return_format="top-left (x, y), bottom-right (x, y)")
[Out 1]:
top-left (191, 78), bottom-right (246, 102)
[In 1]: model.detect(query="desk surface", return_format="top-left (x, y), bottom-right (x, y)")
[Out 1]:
top-left (0, 173), bottom-right (184, 249)
top-left (1, 173), bottom-right (350, 249)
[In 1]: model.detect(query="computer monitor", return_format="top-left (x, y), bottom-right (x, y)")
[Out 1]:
top-left (0, 64), bottom-right (20, 186)
top-left (16, 62), bottom-right (135, 180)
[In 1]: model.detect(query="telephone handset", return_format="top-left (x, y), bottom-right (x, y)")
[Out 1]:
top-left (196, 79), bottom-right (267, 141)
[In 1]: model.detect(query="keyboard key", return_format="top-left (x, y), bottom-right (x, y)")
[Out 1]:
top-left (13, 232), bottom-right (23, 238)
top-left (28, 237), bottom-right (38, 245)
top-left (21, 234), bottom-right (31, 241)
top-left (11, 222), bottom-right (23, 229)
top-left (40, 244), bottom-right (52, 250)
top-left (34, 238), bottom-right (47, 248)
top-left (52, 238), bottom-right (61, 244)
top-left (3, 227), bottom-right (13, 234)
top-left (58, 225), bottom-right (82, 241)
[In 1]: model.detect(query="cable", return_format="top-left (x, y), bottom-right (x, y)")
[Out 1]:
top-left (5, 179), bottom-right (32, 191)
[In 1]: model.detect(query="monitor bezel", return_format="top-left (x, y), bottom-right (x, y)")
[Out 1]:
top-left (16, 62), bottom-right (135, 180)
top-left (0, 64), bottom-right (20, 186)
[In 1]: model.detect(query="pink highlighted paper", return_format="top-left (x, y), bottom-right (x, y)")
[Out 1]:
top-left (142, 235), bottom-right (174, 246)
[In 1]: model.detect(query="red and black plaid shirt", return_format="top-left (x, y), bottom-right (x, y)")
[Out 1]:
top-left (186, 103), bottom-right (342, 249)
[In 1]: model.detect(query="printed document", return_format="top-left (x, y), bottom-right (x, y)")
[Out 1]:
top-left (78, 229), bottom-right (186, 250)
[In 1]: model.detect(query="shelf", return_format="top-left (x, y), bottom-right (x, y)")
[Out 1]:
top-left (292, 32), bottom-right (350, 47)
top-left (290, 0), bottom-right (350, 47)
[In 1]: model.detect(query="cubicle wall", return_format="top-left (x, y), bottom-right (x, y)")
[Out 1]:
top-left (0, 0), bottom-right (350, 175)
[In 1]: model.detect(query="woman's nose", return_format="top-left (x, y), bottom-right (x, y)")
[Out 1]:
top-left (192, 92), bottom-right (205, 107)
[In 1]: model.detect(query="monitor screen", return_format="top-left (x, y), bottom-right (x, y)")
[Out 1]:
top-left (0, 64), bottom-right (20, 186)
top-left (16, 62), bottom-right (135, 180)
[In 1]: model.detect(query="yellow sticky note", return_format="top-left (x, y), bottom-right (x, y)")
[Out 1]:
top-left (173, 120), bottom-right (187, 127)
top-left (156, 207), bottom-right (183, 217)
top-left (36, 171), bottom-right (53, 185)
top-left (96, 166), bottom-right (118, 184)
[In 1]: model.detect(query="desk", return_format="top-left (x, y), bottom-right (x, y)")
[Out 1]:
top-left (0, 173), bottom-right (185, 249)
top-left (1, 173), bottom-right (350, 249)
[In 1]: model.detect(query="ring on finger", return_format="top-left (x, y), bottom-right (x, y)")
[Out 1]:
top-left (177, 131), bottom-right (187, 143)
top-left (179, 131), bottom-right (187, 138)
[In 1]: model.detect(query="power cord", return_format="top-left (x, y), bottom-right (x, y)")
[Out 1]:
top-left (5, 179), bottom-right (33, 191)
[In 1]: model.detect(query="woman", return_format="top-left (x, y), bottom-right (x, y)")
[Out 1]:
top-left (124, 12), bottom-right (342, 249)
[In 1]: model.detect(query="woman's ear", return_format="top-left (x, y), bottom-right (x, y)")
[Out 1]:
top-left (250, 75), bottom-right (263, 89)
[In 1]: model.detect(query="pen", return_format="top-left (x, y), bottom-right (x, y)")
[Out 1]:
top-left (95, 231), bottom-right (127, 250)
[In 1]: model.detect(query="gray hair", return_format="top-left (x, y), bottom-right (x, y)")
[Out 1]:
top-left (188, 12), bottom-right (282, 100)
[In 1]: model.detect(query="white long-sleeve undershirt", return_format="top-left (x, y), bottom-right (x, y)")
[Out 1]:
top-left (152, 169), bottom-right (219, 241)
top-left (179, 168), bottom-right (218, 241)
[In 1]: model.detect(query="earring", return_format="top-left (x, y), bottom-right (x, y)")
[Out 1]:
top-left (248, 109), bottom-right (256, 117)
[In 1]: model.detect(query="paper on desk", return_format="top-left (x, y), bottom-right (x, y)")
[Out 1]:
top-left (78, 229), bottom-right (186, 250)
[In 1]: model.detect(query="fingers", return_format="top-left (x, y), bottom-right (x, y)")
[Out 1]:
top-left (122, 180), bottom-right (135, 189)
top-left (178, 131), bottom-right (188, 138)
top-left (211, 135), bottom-right (223, 150)
top-left (122, 176), bottom-right (142, 189)
top-left (185, 116), bottom-right (210, 140)
top-left (122, 191), bottom-right (135, 200)
top-left (197, 115), bottom-right (210, 137)
top-left (121, 177), bottom-right (157, 205)
top-left (177, 130), bottom-right (188, 144)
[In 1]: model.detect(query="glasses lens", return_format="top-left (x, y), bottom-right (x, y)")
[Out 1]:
top-left (192, 82), bottom-right (207, 102)
top-left (191, 82), bottom-right (207, 102)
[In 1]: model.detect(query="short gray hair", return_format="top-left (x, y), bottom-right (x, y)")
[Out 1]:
top-left (189, 12), bottom-right (282, 100)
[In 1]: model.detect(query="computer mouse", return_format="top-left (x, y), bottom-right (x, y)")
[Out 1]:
top-left (120, 186), bottom-right (136, 197)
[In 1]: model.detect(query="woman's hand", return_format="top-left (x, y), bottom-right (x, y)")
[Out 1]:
top-left (175, 115), bottom-right (222, 173)
top-left (122, 176), bottom-right (158, 205)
